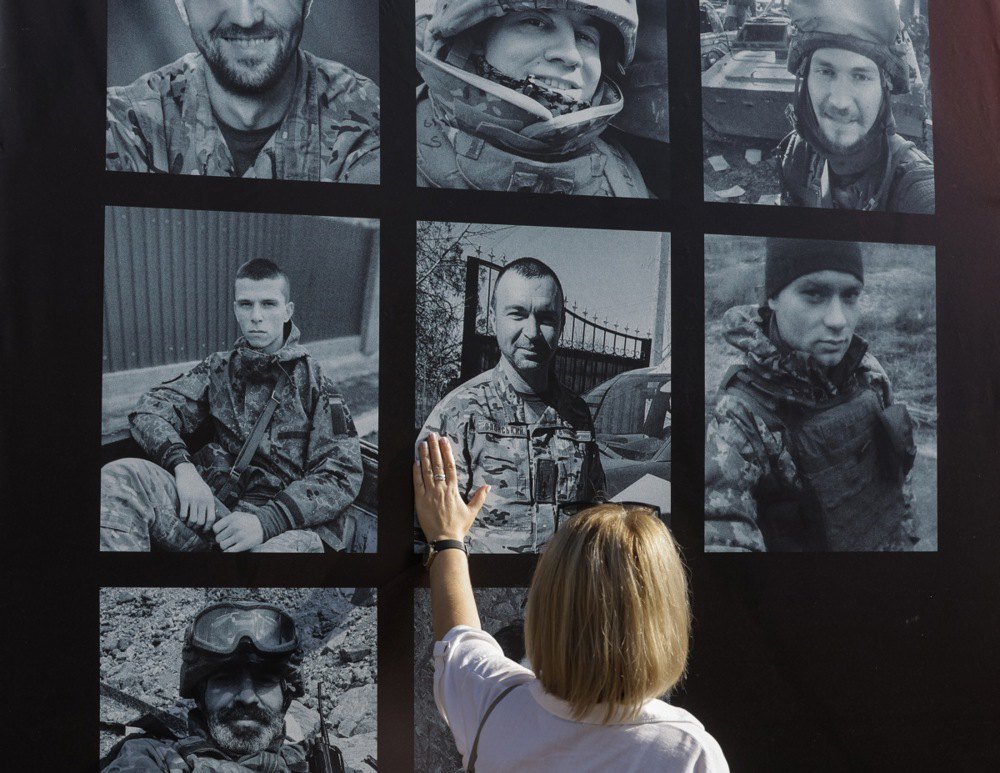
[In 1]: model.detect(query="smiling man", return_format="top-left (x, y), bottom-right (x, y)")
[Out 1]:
top-left (417, 258), bottom-right (605, 553)
top-left (776, 0), bottom-right (934, 213)
top-left (101, 259), bottom-right (362, 553)
top-left (705, 238), bottom-right (919, 553)
top-left (102, 600), bottom-right (334, 770)
top-left (106, 0), bottom-right (379, 182)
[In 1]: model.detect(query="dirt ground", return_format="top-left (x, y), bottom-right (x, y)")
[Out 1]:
top-left (414, 588), bottom-right (528, 772)
top-left (100, 587), bottom-right (377, 771)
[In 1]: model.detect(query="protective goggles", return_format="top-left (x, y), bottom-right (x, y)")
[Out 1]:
top-left (555, 500), bottom-right (662, 531)
top-left (188, 602), bottom-right (299, 656)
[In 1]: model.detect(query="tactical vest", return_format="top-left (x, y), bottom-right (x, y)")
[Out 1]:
top-left (778, 131), bottom-right (934, 213)
top-left (416, 98), bottom-right (649, 197)
top-left (723, 368), bottom-right (915, 552)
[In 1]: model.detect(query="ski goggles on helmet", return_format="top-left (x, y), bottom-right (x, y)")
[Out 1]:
top-left (188, 601), bottom-right (299, 656)
top-left (555, 499), bottom-right (661, 530)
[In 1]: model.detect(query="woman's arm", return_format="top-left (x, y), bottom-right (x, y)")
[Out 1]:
top-left (414, 433), bottom-right (490, 641)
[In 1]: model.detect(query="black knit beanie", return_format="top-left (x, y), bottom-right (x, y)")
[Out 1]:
top-left (765, 238), bottom-right (864, 298)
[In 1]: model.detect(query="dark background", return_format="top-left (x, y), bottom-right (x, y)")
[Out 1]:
top-left (1, 0), bottom-right (999, 770)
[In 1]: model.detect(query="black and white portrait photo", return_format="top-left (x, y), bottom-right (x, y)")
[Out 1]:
top-left (99, 587), bottom-right (377, 771)
top-left (105, 0), bottom-right (380, 182)
top-left (704, 235), bottom-right (937, 552)
top-left (101, 207), bottom-right (379, 553)
top-left (700, 0), bottom-right (934, 213)
top-left (415, 0), bottom-right (669, 197)
top-left (414, 587), bottom-right (528, 773)
top-left (415, 222), bottom-right (671, 554)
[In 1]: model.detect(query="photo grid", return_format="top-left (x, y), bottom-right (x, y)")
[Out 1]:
top-left (92, 0), bottom-right (942, 769)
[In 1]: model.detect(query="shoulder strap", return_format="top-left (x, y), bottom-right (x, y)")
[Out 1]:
top-left (466, 684), bottom-right (520, 773)
top-left (216, 368), bottom-right (290, 507)
top-left (720, 366), bottom-right (788, 431)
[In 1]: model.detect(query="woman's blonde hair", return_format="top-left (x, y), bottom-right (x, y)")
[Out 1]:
top-left (524, 503), bottom-right (690, 723)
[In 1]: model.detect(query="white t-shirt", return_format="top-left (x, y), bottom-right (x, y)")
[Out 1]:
top-left (434, 626), bottom-right (730, 773)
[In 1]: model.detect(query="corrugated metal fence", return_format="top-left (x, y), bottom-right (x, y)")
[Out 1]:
top-left (104, 207), bottom-right (377, 373)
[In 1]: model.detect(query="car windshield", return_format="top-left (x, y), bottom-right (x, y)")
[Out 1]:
top-left (590, 373), bottom-right (670, 462)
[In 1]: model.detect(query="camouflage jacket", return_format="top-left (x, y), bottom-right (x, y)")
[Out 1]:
top-left (778, 130), bottom-right (934, 214)
top-left (107, 51), bottom-right (380, 183)
top-left (419, 364), bottom-right (606, 553)
top-left (705, 306), bottom-right (916, 552)
top-left (129, 324), bottom-right (362, 541)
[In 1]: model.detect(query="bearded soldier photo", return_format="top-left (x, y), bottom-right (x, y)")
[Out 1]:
top-left (704, 236), bottom-right (937, 553)
top-left (99, 588), bottom-right (377, 772)
top-left (415, 0), bottom-right (665, 197)
top-left (106, 1), bottom-right (380, 182)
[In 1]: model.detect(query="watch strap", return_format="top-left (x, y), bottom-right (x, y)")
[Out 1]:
top-left (424, 539), bottom-right (468, 568)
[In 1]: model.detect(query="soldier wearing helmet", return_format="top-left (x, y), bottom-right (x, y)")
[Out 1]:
top-left (776, 0), bottom-right (935, 213)
top-left (705, 238), bottom-right (919, 553)
top-left (102, 601), bottom-right (338, 771)
top-left (415, 0), bottom-right (653, 197)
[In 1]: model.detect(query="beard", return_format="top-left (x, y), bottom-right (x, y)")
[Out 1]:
top-left (193, 21), bottom-right (303, 96)
top-left (207, 702), bottom-right (285, 756)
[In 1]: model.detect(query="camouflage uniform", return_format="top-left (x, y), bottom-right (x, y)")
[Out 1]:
top-left (419, 365), bottom-right (606, 553)
top-left (101, 324), bottom-right (362, 552)
top-left (415, 0), bottom-right (651, 197)
top-left (102, 707), bottom-right (313, 772)
top-left (705, 306), bottom-right (918, 553)
top-left (106, 51), bottom-right (380, 183)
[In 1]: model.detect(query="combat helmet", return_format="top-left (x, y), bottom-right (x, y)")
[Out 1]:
top-left (416, 0), bottom-right (639, 156)
top-left (179, 601), bottom-right (305, 703)
top-left (786, 0), bottom-right (911, 94)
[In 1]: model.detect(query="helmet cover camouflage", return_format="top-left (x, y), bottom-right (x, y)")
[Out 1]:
top-left (787, 0), bottom-right (911, 95)
top-left (179, 601), bottom-right (305, 702)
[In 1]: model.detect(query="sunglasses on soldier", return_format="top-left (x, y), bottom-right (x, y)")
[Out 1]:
top-left (189, 602), bottom-right (299, 656)
top-left (555, 499), bottom-right (662, 531)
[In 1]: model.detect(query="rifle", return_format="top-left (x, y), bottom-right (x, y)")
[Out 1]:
top-left (310, 683), bottom-right (346, 773)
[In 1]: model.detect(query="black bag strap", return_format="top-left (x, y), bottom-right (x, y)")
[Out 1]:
top-left (216, 368), bottom-right (290, 507)
top-left (467, 683), bottom-right (520, 773)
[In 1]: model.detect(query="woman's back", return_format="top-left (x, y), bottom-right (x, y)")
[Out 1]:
top-left (435, 627), bottom-right (728, 772)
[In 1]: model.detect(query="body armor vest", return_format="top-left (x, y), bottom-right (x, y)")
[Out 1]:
top-left (416, 96), bottom-right (648, 197)
top-left (779, 131), bottom-right (934, 212)
top-left (724, 368), bottom-right (915, 552)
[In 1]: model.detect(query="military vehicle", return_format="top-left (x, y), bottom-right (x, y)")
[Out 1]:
top-left (700, 1), bottom-right (734, 71)
top-left (702, 0), bottom-right (930, 141)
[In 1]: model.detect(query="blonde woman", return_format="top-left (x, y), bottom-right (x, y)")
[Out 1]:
top-left (415, 433), bottom-right (729, 772)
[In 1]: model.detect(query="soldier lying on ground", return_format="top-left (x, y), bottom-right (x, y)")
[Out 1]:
top-left (415, 0), bottom-right (652, 197)
top-left (705, 238), bottom-right (919, 552)
top-left (101, 259), bottom-right (362, 553)
top-left (106, 0), bottom-right (379, 182)
top-left (101, 600), bottom-right (345, 772)
top-left (776, 0), bottom-right (934, 213)
top-left (418, 258), bottom-right (605, 554)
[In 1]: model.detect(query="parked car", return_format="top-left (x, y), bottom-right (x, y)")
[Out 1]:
top-left (584, 362), bottom-right (670, 513)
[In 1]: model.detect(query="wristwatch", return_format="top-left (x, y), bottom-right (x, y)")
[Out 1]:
top-left (423, 539), bottom-right (468, 568)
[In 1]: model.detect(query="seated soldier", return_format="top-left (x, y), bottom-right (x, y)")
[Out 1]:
top-left (101, 259), bottom-right (362, 553)
top-left (101, 600), bottom-right (344, 771)
top-left (705, 238), bottom-right (919, 552)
